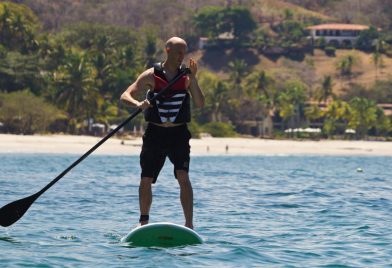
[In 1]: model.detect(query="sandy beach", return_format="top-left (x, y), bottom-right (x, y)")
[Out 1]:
top-left (0, 134), bottom-right (391, 156)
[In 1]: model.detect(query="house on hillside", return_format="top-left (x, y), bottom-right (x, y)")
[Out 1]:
top-left (307, 23), bottom-right (371, 47)
top-left (198, 32), bottom-right (235, 50)
top-left (378, 103), bottom-right (392, 117)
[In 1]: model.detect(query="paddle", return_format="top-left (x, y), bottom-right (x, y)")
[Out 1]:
top-left (0, 66), bottom-right (190, 227)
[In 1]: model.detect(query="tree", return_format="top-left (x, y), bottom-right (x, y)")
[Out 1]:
top-left (245, 70), bottom-right (277, 122)
top-left (373, 106), bottom-right (391, 136)
top-left (0, 2), bottom-right (40, 53)
top-left (52, 52), bottom-right (102, 132)
top-left (317, 75), bottom-right (334, 102)
top-left (0, 90), bottom-right (65, 134)
top-left (277, 80), bottom-right (307, 129)
top-left (193, 6), bottom-right (223, 39)
top-left (0, 51), bottom-right (45, 94)
top-left (273, 20), bottom-right (307, 47)
top-left (194, 6), bottom-right (256, 41)
top-left (143, 31), bottom-right (158, 68)
top-left (228, 59), bottom-right (249, 97)
top-left (323, 100), bottom-right (351, 138)
top-left (196, 70), bottom-right (228, 123)
top-left (372, 40), bottom-right (384, 82)
top-left (336, 53), bottom-right (359, 78)
top-left (225, 6), bottom-right (257, 41)
top-left (355, 26), bottom-right (379, 51)
top-left (348, 97), bottom-right (378, 139)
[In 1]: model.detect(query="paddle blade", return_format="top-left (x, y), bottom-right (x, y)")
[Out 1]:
top-left (0, 194), bottom-right (38, 227)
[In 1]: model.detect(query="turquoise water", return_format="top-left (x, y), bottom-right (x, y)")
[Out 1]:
top-left (0, 154), bottom-right (391, 267)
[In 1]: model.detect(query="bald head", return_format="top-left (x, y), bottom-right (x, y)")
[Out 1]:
top-left (165, 37), bottom-right (187, 51)
top-left (164, 37), bottom-right (187, 67)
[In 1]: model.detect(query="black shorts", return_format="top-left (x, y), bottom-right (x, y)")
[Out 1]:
top-left (140, 123), bottom-right (191, 183)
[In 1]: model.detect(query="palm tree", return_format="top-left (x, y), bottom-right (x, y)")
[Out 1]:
top-left (228, 59), bottom-right (248, 97)
top-left (244, 70), bottom-right (277, 129)
top-left (372, 41), bottom-right (383, 82)
top-left (348, 97), bottom-right (378, 139)
top-left (336, 54), bottom-right (357, 78)
top-left (144, 31), bottom-right (157, 68)
top-left (91, 52), bottom-right (113, 96)
top-left (318, 75), bottom-right (334, 103)
top-left (196, 70), bottom-right (228, 123)
top-left (53, 52), bottom-right (102, 132)
top-left (212, 81), bottom-right (228, 122)
top-left (323, 100), bottom-right (351, 138)
top-left (277, 80), bottom-right (307, 130)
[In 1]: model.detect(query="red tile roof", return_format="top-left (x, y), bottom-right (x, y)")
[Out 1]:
top-left (307, 24), bottom-right (370, 31)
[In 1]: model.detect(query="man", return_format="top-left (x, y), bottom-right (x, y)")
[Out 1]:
top-left (120, 37), bottom-right (204, 229)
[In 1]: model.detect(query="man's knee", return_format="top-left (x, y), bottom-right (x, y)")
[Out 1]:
top-left (176, 170), bottom-right (190, 184)
top-left (140, 177), bottom-right (154, 187)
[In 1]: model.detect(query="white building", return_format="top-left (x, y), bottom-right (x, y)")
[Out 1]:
top-left (307, 23), bottom-right (370, 47)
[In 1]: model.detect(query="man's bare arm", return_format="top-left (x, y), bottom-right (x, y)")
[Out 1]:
top-left (120, 68), bottom-right (154, 110)
top-left (187, 59), bottom-right (205, 108)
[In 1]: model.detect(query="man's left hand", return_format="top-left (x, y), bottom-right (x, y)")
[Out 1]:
top-left (188, 58), bottom-right (197, 77)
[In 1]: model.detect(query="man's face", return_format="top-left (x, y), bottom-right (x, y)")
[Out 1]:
top-left (167, 44), bottom-right (186, 67)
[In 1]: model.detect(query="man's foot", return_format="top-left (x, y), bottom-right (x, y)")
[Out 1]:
top-left (138, 221), bottom-right (149, 227)
top-left (185, 223), bottom-right (193, 229)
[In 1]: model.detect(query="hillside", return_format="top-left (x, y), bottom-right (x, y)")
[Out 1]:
top-left (251, 0), bottom-right (334, 23)
top-left (6, 0), bottom-right (392, 96)
top-left (12, 0), bottom-right (392, 32)
top-left (192, 47), bottom-right (392, 97)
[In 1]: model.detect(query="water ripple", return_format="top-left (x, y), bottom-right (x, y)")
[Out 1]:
top-left (1, 154), bottom-right (391, 267)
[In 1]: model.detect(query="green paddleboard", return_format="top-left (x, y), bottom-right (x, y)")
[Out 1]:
top-left (121, 222), bottom-right (203, 247)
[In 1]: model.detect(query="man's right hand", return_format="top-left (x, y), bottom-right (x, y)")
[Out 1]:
top-left (137, 99), bottom-right (152, 110)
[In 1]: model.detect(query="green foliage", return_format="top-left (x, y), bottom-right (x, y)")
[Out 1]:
top-left (304, 104), bottom-right (323, 121)
top-left (348, 97), bottom-right (378, 138)
top-left (336, 54), bottom-right (359, 77)
top-left (322, 100), bottom-right (350, 137)
top-left (194, 70), bottom-right (228, 123)
top-left (272, 20), bottom-right (308, 47)
top-left (0, 2), bottom-right (40, 53)
top-left (0, 1), bottom-right (390, 139)
top-left (0, 51), bottom-right (45, 94)
top-left (194, 6), bottom-right (256, 41)
top-left (0, 90), bottom-right (65, 134)
top-left (52, 51), bottom-right (102, 124)
top-left (277, 80), bottom-right (307, 123)
top-left (373, 107), bottom-right (391, 136)
top-left (228, 59), bottom-right (249, 97)
top-left (143, 30), bottom-right (158, 68)
top-left (194, 6), bottom-right (227, 39)
top-left (317, 75), bottom-right (334, 102)
top-left (314, 37), bottom-right (326, 49)
top-left (355, 26), bottom-right (379, 51)
top-left (202, 122), bottom-right (237, 137)
top-left (324, 46), bottom-right (336, 57)
top-left (187, 120), bottom-right (202, 139)
top-left (57, 23), bottom-right (138, 50)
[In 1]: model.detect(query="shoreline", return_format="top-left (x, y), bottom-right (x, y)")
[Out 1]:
top-left (0, 134), bottom-right (391, 156)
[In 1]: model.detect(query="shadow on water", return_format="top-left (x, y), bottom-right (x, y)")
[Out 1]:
top-left (0, 236), bottom-right (20, 244)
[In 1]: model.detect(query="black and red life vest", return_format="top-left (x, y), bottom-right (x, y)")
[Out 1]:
top-left (144, 62), bottom-right (191, 124)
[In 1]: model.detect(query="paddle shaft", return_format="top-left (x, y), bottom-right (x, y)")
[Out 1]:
top-left (0, 67), bottom-right (190, 227)
top-left (36, 109), bottom-right (139, 197)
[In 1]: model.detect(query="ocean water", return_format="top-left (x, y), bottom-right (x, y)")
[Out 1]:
top-left (0, 153), bottom-right (391, 268)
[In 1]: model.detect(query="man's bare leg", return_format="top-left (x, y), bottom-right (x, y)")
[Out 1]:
top-left (139, 177), bottom-right (154, 226)
top-left (176, 170), bottom-right (193, 229)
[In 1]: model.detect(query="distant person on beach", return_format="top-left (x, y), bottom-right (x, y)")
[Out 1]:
top-left (120, 37), bottom-right (204, 229)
